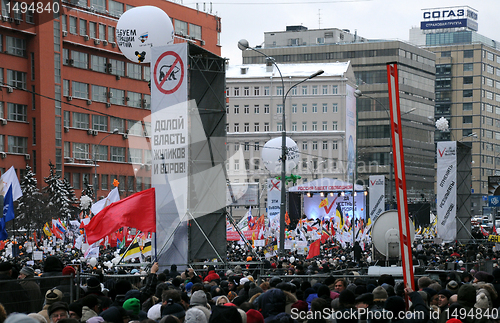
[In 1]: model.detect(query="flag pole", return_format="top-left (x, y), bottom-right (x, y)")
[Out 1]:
top-left (117, 230), bottom-right (142, 266)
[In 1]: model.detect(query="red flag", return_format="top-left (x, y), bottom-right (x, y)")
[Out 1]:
top-left (493, 225), bottom-right (498, 235)
top-left (306, 240), bottom-right (321, 259)
top-left (85, 188), bottom-right (156, 244)
top-left (285, 211), bottom-right (290, 226)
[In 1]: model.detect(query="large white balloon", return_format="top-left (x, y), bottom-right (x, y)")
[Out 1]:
top-left (261, 137), bottom-right (300, 173)
top-left (116, 6), bottom-right (174, 64)
top-left (88, 257), bottom-right (98, 267)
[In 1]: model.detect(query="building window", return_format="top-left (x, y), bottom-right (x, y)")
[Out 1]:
top-left (302, 142), bottom-right (307, 150)
top-left (302, 122), bottom-right (307, 131)
top-left (463, 90), bottom-right (473, 97)
top-left (174, 19), bottom-right (188, 35)
top-left (89, 22), bottom-right (97, 38)
top-left (7, 70), bottom-right (26, 89)
top-left (277, 123), bottom-right (282, 131)
top-left (254, 105), bottom-right (259, 114)
top-left (234, 105), bottom-right (239, 114)
top-left (7, 136), bottom-right (27, 154)
top-left (234, 143), bottom-right (239, 151)
top-left (264, 105), bottom-right (269, 114)
top-left (244, 123), bottom-right (249, 132)
top-left (464, 49), bottom-right (474, 58)
top-left (234, 123), bottom-right (239, 132)
top-left (332, 141), bottom-right (338, 149)
top-left (322, 121), bottom-right (327, 131)
top-left (332, 86), bottom-right (338, 94)
top-left (302, 104), bottom-right (307, 113)
top-left (92, 85), bottom-right (107, 103)
top-left (254, 142), bottom-right (260, 151)
top-left (312, 104), bottom-right (317, 113)
top-left (101, 174), bottom-right (108, 190)
top-left (71, 50), bottom-right (88, 69)
top-left (234, 87), bottom-right (239, 96)
top-left (441, 51), bottom-right (451, 57)
top-left (127, 91), bottom-right (142, 108)
top-left (111, 146), bottom-right (125, 162)
top-left (110, 88), bottom-right (125, 105)
top-left (243, 87), bottom-right (249, 96)
top-left (302, 86), bottom-right (307, 95)
top-left (264, 86), bottom-right (269, 95)
top-left (244, 142), bottom-right (249, 151)
top-left (291, 87), bottom-right (297, 96)
top-left (79, 19), bottom-right (87, 36)
top-left (292, 104), bottom-right (297, 113)
top-left (69, 16), bottom-right (77, 34)
top-left (463, 63), bottom-right (473, 71)
top-left (277, 105), bottom-right (282, 114)
top-left (254, 123), bottom-right (259, 132)
top-left (128, 148), bottom-right (142, 163)
top-left (264, 123), bottom-right (269, 131)
top-left (292, 122), bottom-right (297, 131)
top-left (127, 63), bottom-right (141, 79)
top-left (234, 160), bottom-right (239, 170)
top-left (72, 81), bottom-right (89, 99)
top-left (322, 103), bottom-right (328, 113)
top-left (128, 120), bottom-right (143, 136)
top-left (322, 85), bottom-right (328, 94)
top-left (277, 86), bottom-right (283, 96)
top-left (109, 59), bottom-right (125, 76)
top-left (463, 116), bottom-right (473, 124)
top-left (332, 121), bottom-right (338, 130)
top-left (254, 87), bottom-right (259, 95)
top-left (6, 36), bottom-right (26, 57)
top-left (72, 112), bottom-right (89, 129)
top-left (7, 103), bottom-right (27, 122)
top-left (107, 26), bottom-right (115, 42)
top-left (463, 76), bottom-right (473, 85)
top-left (323, 141), bottom-right (328, 149)
top-left (463, 103), bottom-right (473, 111)
top-left (98, 23), bottom-right (106, 40)
top-left (332, 103), bottom-right (338, 113)
top-left (312, 141), bottom-right (318, 150)
top-left (91, 55), bottom-right (106, 73)
top-left (92, 115), bottom-right (107, 131)
top-left (244, 105), bottom-right (249, 114)
top-left (312, 122), bottom-right (317, 131)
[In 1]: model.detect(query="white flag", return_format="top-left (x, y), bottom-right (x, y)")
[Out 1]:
top-left (1, 166), bottom-right (22, 201)
top-left (91, 187), bottom-right (120, 215)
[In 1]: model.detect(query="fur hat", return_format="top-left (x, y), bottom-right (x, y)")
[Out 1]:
top-left (372, 286), bottom-right (388, 302)
top-left (475, 292), bottom-right (489, 309)
top-left (45, 289), bottom-right (63, 305)
top-left (20, 266), bottom-right (35, 277)
top-left (446, 280), bottom-right (460, 294)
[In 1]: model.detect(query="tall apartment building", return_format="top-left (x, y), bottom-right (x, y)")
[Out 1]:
top-left (226, 62), bottom-right (356, 191)
top-left (0, 0), bottom-right (221, 199)
top-left (409, 5), bottom-right (500, 215)
top-left (240, 27), bottom-right (436, 205)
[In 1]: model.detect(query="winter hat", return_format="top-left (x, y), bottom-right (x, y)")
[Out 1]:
top-left (62, 266), bottom-right (76, 276)
top-left (291, 300), bottom-right (308, 312)
top-left (185, 307), bottom-right (207, 323)
top-left (162, 303), bottom-right (186, 319)
top-left (355, 293), bottom-right (374, 306)
top-left (5, 314), bottom-right (38, 323)
top-left (191, 306), bottom-right (211, 322)
top-left (147, 303), bottom-right (162, 321)
top-left (423, 288), bottom-right (437, 300)
top-left (372, 286), bottom-right (388, 302)
top-left (248, 285), bottom-right (263, 299)
top-left (446, 280), bottom-right (459, 294)
top-left (339, 290), bottom-right (356, 306)
top-left (45, 288), bottom-right (63, 305)
top-left (246, 309), bottom-right (264, 323)
top-left (27, 314), bottom-right (47, 323)
top-left (209, 305), bottom-right (242, 323)
top-left (191, 290), bottom-right (210, 309)
top-left (87, 317), bottom-right (105, 323)
top-left (185, 282), bottom-right (194, 292)
top-left (48, 301), bottom-right (69, 318)
top-left (20, 266), bottom-right (35, 277)
top-left (122, 298), bottom-right (140, 315)
top-left (458, 284), bottom-right (477, 307)
top-left (475, 292), bottom-right (489, 309)
top-left (384, 296), bottom-right (406, 318)
top-left (237, 309), bottom-right (247, 323)
top-left (438, 289), bottom-right (453, 300)
top-left (0, 262), bottom-right (12, 272)
top-left (100, 306), bottom-right (129, 323)
top-left (86, 277), bottom-right (101, 293)
top-left (233, 265), bottom-right (243, 274)
top-left (474, 271), bottom-right (494, 283)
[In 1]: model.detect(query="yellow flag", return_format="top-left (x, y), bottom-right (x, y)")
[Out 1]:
top-left (43, 222), bottom-right (52, 237)
top-left (319, 198), bottom-right (329, 208)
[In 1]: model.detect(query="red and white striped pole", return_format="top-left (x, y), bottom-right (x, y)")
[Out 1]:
top-left (386, 62), bottom-right (415, 292)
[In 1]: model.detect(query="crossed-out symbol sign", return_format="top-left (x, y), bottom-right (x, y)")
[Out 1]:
top-left (153, 51), bottom-right (185, 94)
top-left (270, 179), bottom-right (280, 191)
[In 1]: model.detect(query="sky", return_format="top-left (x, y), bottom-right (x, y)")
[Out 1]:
top-left (181, 0), bottom-right (499, 65)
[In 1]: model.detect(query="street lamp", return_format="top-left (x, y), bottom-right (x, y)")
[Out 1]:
top-left (238, 39), bottom-right (323, 256)
top-left (94, 128), bottom-right (119, 202)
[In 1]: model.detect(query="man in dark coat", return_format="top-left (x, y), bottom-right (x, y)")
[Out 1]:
top-left (18, 265), bottom-right (43, 312)
top-left (0, 261), bottom-right (31, 314)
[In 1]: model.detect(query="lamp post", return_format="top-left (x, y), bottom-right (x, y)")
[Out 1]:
top-left (238, 39), bottom-right (323, 256)
top-left (94, 128), bottom-right (119, 202)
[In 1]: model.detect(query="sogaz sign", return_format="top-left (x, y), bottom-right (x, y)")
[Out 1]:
top-left (421, 6), bottom-right (478, 31)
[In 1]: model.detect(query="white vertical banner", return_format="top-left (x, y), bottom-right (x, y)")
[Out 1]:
top-left (267, 178), bottom-right (282, 228)
top-left (369, 175), bottom-right (385, 221)
top-left (151, 43), bottom-right (189, 266)
top-left (436, 141), bottom-right (457, 243)
top-left (345, 84), bottom-right (357, 183)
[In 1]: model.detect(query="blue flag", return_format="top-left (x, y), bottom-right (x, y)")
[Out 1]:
top-left (0, 186), bottom-right (14, 240)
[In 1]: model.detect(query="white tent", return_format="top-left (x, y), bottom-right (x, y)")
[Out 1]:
top-left (288, 178), bottom-right (364, 193)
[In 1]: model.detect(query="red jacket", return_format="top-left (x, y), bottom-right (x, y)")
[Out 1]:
top-left (203, 270), bottom-right (220, 282)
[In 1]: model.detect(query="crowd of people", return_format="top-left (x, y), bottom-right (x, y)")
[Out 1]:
top-left (1, 237), bottom-right (500, 323)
